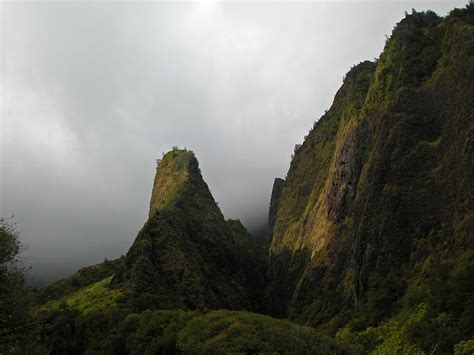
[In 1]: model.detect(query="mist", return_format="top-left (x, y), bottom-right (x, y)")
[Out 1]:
top-left (0, 1), bottom-right (464, 285)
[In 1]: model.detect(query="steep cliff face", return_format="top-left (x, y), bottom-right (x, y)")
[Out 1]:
top-left (267, 8), bottom-right (474, 345)
top-left (112, 148), bottom-right (266, 312)
top-left (266, 60), bottom-right (376, 317)
top-left (268, 178), bottom-right (286, 241)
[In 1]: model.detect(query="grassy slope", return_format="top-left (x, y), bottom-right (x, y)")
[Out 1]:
top-left (37, 276), bottom-right (123, 316)
top-left (38, 257), bottom-right (124, 302)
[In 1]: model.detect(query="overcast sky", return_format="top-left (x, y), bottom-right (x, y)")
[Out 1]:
top-left (1, 1), bottom-right (465, 285)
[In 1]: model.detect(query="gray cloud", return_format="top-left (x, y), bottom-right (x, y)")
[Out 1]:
top-left (1, 1), bottom-right (464, 285)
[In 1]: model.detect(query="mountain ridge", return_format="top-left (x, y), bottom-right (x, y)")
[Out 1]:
top-left (266, 7), bottom-right (474, 352)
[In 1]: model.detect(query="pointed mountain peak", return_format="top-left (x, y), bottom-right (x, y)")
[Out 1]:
top-left (149, 147), bottom-right (201, 218)
top-left (111, 147), bottom-right (266, 312)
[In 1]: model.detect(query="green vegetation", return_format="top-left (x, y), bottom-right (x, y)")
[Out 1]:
top-left (111, 148), bottom-right (266, 312)
top-left (2, 5), bottom-right (472, 354)
top-left (37, 276), bottom-right (124, 316)
top-left (176, 310), bottom-right (345, 354)
top-left (32, 307), bottom-right (348, 354)
top-left (0, 218), bottom-right (36, 353)
top-left (38, 257), bottom-right (124, 302)
top-left (148, 147), bottom-right (197, 217)
top-left (268, 4), bottom-right (474, 353)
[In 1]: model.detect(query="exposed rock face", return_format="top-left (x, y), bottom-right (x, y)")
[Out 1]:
top-left (112, 148), bottom-right (266, 311)
top-left (267, 8), bottom-right (474, 331)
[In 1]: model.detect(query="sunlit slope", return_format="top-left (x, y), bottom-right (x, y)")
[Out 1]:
top-left (37, 276), bottom-right (122, 316)
top-left (38, 257), bottom-right (124, 302)
top-left (267, 7), bottom-right (474, 353)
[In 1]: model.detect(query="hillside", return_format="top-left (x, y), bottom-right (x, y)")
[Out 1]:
top-left (267, 7), bottom-right (474, 353)
top-left (37, 257), bottom-right (124, 302)
top-left (33, 298), bottom-right (346, 354)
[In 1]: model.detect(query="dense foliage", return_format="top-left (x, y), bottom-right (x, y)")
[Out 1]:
top-left (0, 218), bottom-right (35, 353)
top-left (33, 292), bottom-right (348, 355)
top-left (267, 5), bottom-right (474, 353)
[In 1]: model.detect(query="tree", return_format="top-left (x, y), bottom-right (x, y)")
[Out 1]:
top-left (0, 217), bottom-right (33, 353)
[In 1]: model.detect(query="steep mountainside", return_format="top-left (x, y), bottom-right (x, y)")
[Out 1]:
top-left (267, 8), bottom-right (473, 352)
top-left (111, 148), bottom-right (266, 312)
